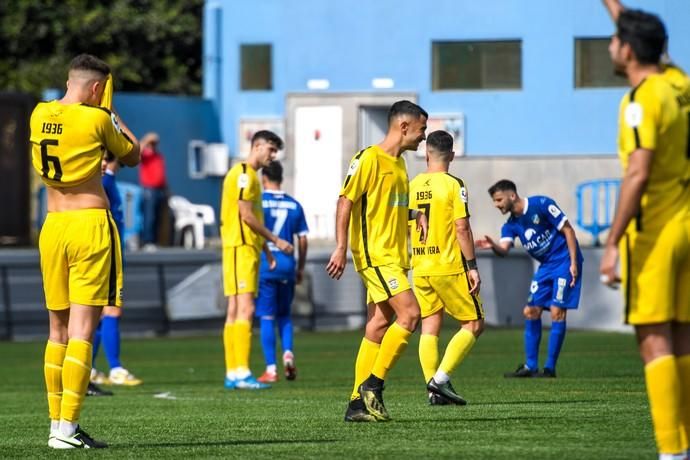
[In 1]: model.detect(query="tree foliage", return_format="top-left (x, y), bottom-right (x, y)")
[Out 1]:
top-left (0, 0), bottom-right (203, 97)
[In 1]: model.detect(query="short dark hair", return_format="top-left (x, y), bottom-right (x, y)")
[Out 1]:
top-left (251, 130), bottom-right (284, 150)
top-left (69, 54), bottom-right (111, 78)
top-left (426, 130), bottom-right (454, 161)
top-left (617, 9), bottom-right (667, 65)
top-left (488, 179), bottom-right (517, 196)
top-left (388, 100), bottom-right (428, 124)
top-left (263, 160), bottom-right (283, 184)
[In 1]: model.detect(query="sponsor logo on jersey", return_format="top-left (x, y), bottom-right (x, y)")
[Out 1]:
top-left (624, 102), bottom-right (643, 128)
top-left (524, 228), bottom-right (537, 240)
top-left (110, 113), bottom-right (122, 132)
top-left (347, 159), bottom-right (360, 176)
top-left (531, 214), bottom-right (540, 225)
top-left (238, 173), bottom-right (249, 188)
top-left (460, 186), bottom-right (468, 203)
top-left (548, 205), bottom-right (561, 218)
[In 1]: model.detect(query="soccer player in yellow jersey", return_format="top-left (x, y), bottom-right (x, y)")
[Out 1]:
top-left (409, 131), bottom-right (484, 406)
top-left (220, 130), bottom-right (293, 390)
top-left (29, 54), bottom-right (140, 448)
top-left (327, 100), bottom-right (428, 422)
top-left (601, 10), bottom-right (690, 460)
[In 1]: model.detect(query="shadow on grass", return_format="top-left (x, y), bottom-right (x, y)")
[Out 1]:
top-left (113, 439), bottom-right (339, 449)
top-left (471, 399), bottom-right (599, 406)
top-left (393, 415), bottom-right (564, 424)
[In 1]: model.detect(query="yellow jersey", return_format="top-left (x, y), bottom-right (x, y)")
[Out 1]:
top-left (220, 162), bottom-right (263, 250)
top-left (340, 145), bottom-right (410, 271)
top-left (617, 73), bottom-right (690, 235)
top-left (409, 172), bottom-right (470, 277)
top-left (29, 101), bottom-right (134, 187)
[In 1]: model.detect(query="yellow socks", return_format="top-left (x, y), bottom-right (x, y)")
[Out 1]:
top-left (60, 339), bottom-right (92, 423)
top-left (676, 354), bottom-right (690, 451)
top-left (351, 338), bottom-right (380, 400)
top-left (371, 322), bottom-right (412, 381)
top-left (418, 334), bottom-right (439, 383)
top-left (645, 355), bottom-right (683, 454)
top-left (234, 319), bottom-right (251, 374)
top-left (438, 329), bottom-right (476, 377)
top-left (223, 323), bottom-right (236, 376)
top-left (44, 341), bottom-right (67, 421)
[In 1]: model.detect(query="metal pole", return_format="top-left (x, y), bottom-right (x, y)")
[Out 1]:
top-left (156, 264), bottom-right (170, 335)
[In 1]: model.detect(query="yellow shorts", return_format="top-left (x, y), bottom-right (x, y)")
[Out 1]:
top-left (359, 264), bottom-right (411, 304)
top-left (413, 272), bottom-right (484, 321)
top-left (621, 219), bottom-right (690, 325)
top-left (39, 209), bottom-right (123, 310)
top-left (223, 245), bottom-right (259, 296)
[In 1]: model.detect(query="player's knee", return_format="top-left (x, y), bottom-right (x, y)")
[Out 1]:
top-left (551, 309), bottom-right (566, 322)
top-left (523, 306), bottom-right (540, 320)
top-left (399, 307), bottom-right (420, 331)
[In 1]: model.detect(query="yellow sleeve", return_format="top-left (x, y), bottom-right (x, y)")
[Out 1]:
top-left (340, 150), bottom-right (374, 202)
top-left (620, 84), bottom-right (660, 154)
top-left (238, 166), bottom-right (260, 202)
top-left (452, 179), bottom-right (469, 221)
top-left (98, 109), bottom-right (134, 159)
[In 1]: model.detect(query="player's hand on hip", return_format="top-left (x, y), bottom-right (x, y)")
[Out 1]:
top-left (599, 244), bottom-right (621, 289)
top-left (569, 263), bottom-right (578, 288)
top-left (467, 269), bottom-right (481, 295)
top-left (416, 212), bottom-right (429, 244)
top-left (275, 238), bottom-right (294, 254)
top-left (475, 235), bottom-right (494, 249)
top-left (326, 248), bottom-right (347, 280)
top-left (267, 253), bottom-right (277, 271)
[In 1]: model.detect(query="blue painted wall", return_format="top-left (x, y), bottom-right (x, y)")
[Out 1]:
top-left (114, 93), bottom-right (223, 212)
top-left (203, 0), bottom-right (690, 156)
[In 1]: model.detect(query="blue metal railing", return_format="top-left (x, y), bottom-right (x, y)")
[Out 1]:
top-left (576, 179), bottom-right (621, 246)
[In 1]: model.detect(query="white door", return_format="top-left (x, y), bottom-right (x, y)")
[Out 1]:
top-left (294, 106), bottom-right (343, 240)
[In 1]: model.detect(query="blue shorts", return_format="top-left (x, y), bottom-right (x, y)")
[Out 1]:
top-left (256, 278), bottom-right (295, 318)
top-left (527, 258), bottom-right (582, 309)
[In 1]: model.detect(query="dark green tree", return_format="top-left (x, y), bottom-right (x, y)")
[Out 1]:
top-left (0, 0), bottom-right (203, 97)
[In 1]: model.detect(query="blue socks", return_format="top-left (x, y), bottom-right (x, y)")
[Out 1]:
top-left (101, 316), bottom-right (122, 369)
top-left (260, 316), bottom-right (295, 367)
top-left (260, 317), bottom-right (277, 367)
top-left (277, 315), bottom-right (293, 354)
top-left (524, 318), bottom-right (542, 371)
top-left (92, 322), bottom-right (103, 364)
top-left (545, 321), bottom-right (567, 371)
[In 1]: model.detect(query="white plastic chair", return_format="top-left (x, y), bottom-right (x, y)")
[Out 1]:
top-left (168, 195), bottom-right (216, 249)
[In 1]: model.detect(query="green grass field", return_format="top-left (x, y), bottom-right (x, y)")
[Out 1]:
top-left (0, 328), bottom-right (654, 459)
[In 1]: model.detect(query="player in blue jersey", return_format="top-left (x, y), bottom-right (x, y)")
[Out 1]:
top-left (88, 152), bottom-right (142, 394)
top-left (476, 180), bottom-right (583, 378)
top-left (255, 161), bottom-right (309, 383)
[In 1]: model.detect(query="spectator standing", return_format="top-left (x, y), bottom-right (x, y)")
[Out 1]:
top-left (139, 132), bottom-right (167, 249)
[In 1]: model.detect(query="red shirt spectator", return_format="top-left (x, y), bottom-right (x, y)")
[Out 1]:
top-left (139, 133), bottom-right (167, 189)
top-left (139, 147), bottom-right (166, 188)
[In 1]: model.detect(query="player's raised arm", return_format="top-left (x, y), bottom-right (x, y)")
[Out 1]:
top-left (475, 235), bottom-right (511, 257)
top-left (238, 201), bottom-right (294, 254)
top-left (326, 196), bottom-right (352, 280)
top-left (602, 0), bottom-right (625, 22)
